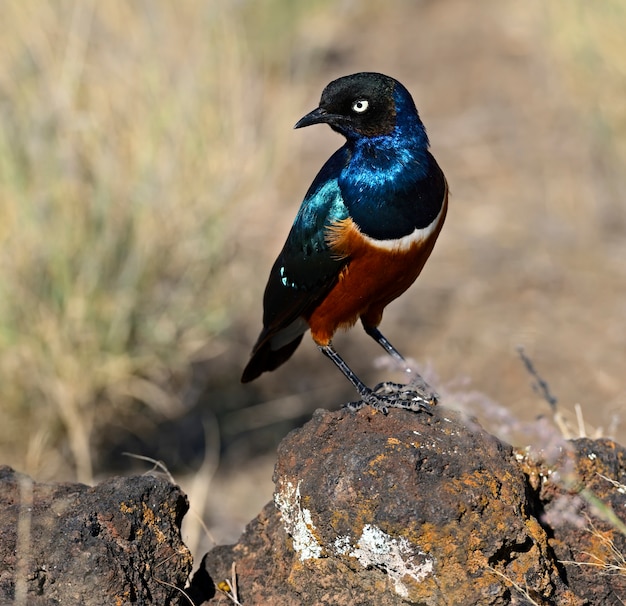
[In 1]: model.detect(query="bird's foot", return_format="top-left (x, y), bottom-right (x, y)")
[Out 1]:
top-left (345, 381), bottom-right (437, 415)
top-left (375, 380), bottom-right (439, 405)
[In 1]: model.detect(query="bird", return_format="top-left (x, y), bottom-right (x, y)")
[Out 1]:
top-left (242, 72), bottom-right (448, 412)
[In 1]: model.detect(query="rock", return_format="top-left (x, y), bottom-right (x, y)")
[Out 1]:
top-left (0, 466), bottom-right (192, 605)
top-left (194, 406), bottom-right (626, 605)
top-left (522, 438), bottom-right (626, 605)
top-left (2, 407), bottom-right (623, 605)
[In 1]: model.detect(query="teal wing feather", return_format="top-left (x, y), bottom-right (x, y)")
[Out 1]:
top-left (241, 148), bottom-right (350, 381)
top-left (262, 147), bottom-right (350, 334)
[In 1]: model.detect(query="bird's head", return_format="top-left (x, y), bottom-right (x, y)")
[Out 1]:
top-left (294, 72), bottom-right (423, 141)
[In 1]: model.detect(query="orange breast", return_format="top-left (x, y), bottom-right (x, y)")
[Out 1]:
top-left (307, 192), bottom-right (447, 346)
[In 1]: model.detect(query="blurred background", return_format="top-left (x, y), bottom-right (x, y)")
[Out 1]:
top-left (1, 0), bottom-right (625, 558)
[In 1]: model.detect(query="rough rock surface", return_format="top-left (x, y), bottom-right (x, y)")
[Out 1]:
top-left (193, 406), bottom-right (626, 606)
top-left (522, 438), bottom-right (626, 605)
top-left (1, 408), bottom-right (624, 605)
top-left (0, 467), bottom-right (192, 605)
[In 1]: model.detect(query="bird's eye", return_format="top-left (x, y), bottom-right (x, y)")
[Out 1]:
top-left (351, 99), bottom-right (369, 113)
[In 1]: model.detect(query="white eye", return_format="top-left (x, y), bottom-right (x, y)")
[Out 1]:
top-left (351, 99), bottom-right (369, 113)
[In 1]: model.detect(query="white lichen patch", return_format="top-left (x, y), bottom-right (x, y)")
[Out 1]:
top-left (333, 534), bottom-right (351, 555)
top-left (274, 479), bottom-right (322, 561)
top-left (336, 524), bottom-right (433, 598)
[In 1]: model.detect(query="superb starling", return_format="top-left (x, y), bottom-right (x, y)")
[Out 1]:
top-left (242, 72), bottom-right (448, 412)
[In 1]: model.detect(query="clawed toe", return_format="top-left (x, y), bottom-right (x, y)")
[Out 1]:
top-left (372, 381), bottom-right (406, 395)
top-left (343, 383), bottom-right (437, 415)
top-left (373, 381), bottom-right (438, 408)
top-left (345, 400), bottom-right (366, 412)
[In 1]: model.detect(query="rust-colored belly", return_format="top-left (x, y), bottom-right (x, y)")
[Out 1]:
top-left (307, 195), bottom-right (447, 346)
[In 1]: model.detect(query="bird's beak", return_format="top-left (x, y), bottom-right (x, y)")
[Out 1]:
top-left (294, 106), bottom-right (334, 129)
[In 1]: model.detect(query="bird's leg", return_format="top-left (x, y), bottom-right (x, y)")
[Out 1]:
top-left (317, 343), bottom-right (371, 399)
top-left (318, 343), bottom-right (433, 414)
top-left (362, 324), bottom-right (406, 363)
top-left (361, 323), bottom-right (439, 405)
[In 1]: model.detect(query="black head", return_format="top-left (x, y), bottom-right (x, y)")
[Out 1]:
top-left (294, 72), bottom-right (417, 139)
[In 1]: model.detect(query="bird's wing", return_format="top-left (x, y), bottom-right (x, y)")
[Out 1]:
top-left (255, 147), bottom-right (351, 350)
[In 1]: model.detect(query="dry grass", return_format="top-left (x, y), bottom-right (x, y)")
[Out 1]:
top-left (546, 0), bottom-right (626, 165)
top-left (0, 0), bottom-right (329, 482)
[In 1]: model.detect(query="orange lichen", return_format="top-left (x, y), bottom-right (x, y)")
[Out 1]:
top-left (368, 453), bottom-right (387, 469)
top-left (142, 502), bottom-right (166, 544)
top-left (119, 501), bottom-right (136, 514)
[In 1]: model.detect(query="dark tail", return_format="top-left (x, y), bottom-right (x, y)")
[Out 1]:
top-left (241, 334), bottom-right (304, 383)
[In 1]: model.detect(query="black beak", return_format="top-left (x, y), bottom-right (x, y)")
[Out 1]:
top-left (294, 106), bottom-right (334, 129)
